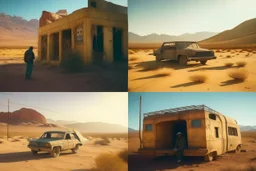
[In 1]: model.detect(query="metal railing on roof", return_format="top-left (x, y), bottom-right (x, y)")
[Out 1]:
top-left (144, 105), bottom-right (220, 118)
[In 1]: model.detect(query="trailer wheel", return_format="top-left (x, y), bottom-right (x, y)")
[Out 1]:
top-left (51, 146), bottom-right (61, 158)
top-left (204, 152), bottom-right (216, 162)
top-left (235, 145), bottom-right (241, 153)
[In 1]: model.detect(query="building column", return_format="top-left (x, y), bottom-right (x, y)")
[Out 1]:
top-left (122, 29), bottom-right (128, 60)
top-left (38, 35), bottom-right (41, 60)
top-left (85, 20), bottom-right (93, 64)
top-left (103, 26), bottom-right (113, 63)
top-left (71, 27), bottom-right (75, 50)
top-left (47, 33), bottom-right (51, 61)
top-left (59, 31), bottom-right (62, 62)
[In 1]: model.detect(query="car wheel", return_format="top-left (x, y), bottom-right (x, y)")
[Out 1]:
top-left (200, 60), bottom-right (207, 65)
top-left (178, 56), bottom-right (187, 65)
top-left (156, 55), bottom-right (161, 61)
top-left (31, 150), bottom-right (38, 155)
top-left (51, 147), bottom-right (61, 158)
top-left (72, 144), bottom-right (79, 153)
top-left (204, 152), bottom-right (216, 162)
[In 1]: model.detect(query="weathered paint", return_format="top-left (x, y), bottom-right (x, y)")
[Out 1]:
top-left (139, 105), bottom-right (242, 159)
top-left (38, 0), bottom-right (127, 64)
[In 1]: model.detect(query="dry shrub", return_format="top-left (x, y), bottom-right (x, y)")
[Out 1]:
top-left (154, 68), bottom-right (172, 77)
top-left (226, 55), bottom-right (232, 58)
top-left (189, 74), bottom-right (208, 83)
top-left (118, 149), bottom-right (128, 163)
top-left (216, 49), bottom-right (221, 52)
top-left (128, 49), bottom-right (135, 54)
top-left (246, 53), bottom-right (250, 57)
top-left (11, 139), bottom-right (20, 142)
top-left (0, 140), bottom-right (3, 144)
top-left (225, 62), bottom-right (234, 67)
top-left (228, 69), bottom-right (248, 81)
top-left (94, 138), bottom-right (110, 146)
top-left (129, 57), bottom-right (138, 61)
top-left (92, 153), bottom-right (127, 171)
top-left (236, 61), bottom-right (247, 67)
top-left (128, 65), bottom-right (133, 70)
top-left (221, 165), bottom-right (256, 171)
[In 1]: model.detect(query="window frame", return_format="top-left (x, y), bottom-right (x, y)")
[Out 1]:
top-left (191, 119), bottom-right (202, 128)
top-left (145, 124), bottom-right (153, 132)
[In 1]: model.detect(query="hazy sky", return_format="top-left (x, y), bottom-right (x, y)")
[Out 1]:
top-left (128, 0), bottom-right (256, 36)
top-left (0, 93), bottom-right (128, 127)
top-left (0, 0), bottom-right (127, 20)
top-left (129, 93), bottom-right (256, 129)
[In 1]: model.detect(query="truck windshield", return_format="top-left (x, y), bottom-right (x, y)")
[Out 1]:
top-left (176, 42), bottom-right (200, 49)
top-left (40, 132), bottom-right (65, 139)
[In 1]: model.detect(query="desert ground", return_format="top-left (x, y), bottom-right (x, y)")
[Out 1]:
top-left (128, 131), bottom-right (256, 171)
top-left (0, 48), bottom-right (127, 92)
top-left (128, 47), bottom-right (256, 92)
top-left (0, 124), bottom-right (128, 171)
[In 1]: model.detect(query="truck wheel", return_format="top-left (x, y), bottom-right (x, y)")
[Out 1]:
top-left (204, 152), bottom-right (216, 162)
top-left (72, 144), bottom-right (79, 153)
top-left (200, 60), bottom-right (207, 65)
top-left (31, 150), bottom-right (38, 155)
top-left (178, 56), bottom-right (187, 65)
top-left (51, 147), bottom-right (60, 158)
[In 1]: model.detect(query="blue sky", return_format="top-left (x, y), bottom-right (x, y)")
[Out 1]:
top-left (129, 93), bottom-right (256, 130)
top-left (0, 93), bottom-right (128, 127)
top-left (0, 0), bottom-right (127, 20)
top-left (128, 0), bottom-right (256, 35)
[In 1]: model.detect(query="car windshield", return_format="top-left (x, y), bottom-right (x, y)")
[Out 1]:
top-left (40, 132), bottom-right (65, 139)
top-left (176, 42), bottom-right (200, 49)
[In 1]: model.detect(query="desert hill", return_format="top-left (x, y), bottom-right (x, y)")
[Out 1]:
top-left (129, 31), bottom-right (218, 43)
top-left (200, 18), bottom-right (256, 48)
top-left (0, 13), bottom-right (38, 47)
top-left (65, 122), bottom-right (128, 133)
top-left (0, 108), bottom-right (46, 124)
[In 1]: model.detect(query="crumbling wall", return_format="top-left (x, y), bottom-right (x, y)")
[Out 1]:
top-left (39, 11), bottom-right (63, 27)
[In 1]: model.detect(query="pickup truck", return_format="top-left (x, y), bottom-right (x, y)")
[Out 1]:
top-left (153, 41), bottom-right (216, 65)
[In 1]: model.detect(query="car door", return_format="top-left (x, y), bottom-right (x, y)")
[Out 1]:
top-left (62, 133), bottom-right (69, 150)
top-left (162, 43), bottom-right (176, 60)
top-left (69, 133), bottom-right (76, 148)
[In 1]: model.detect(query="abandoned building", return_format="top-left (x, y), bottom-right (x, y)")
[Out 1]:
top-left (38, 0), bottom-right (128, 64)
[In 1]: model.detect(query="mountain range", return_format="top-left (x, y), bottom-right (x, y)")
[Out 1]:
top-left (129, 32), bottom-right (219, 43)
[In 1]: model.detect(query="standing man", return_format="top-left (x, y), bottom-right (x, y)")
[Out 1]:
top-left (24, 46), bottom-right (35, 79)
top-left (174, 132), bottom-right (186, 163)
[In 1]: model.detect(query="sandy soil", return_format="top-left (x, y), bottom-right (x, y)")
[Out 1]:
top-left (0, 48), bottom-right (127, 92)
top-left (128, 49), bottom-right (256, 92)
top-left (0, 127), bottom-right (127, 171)
top-left (128, 131), bottom-right (256, 171)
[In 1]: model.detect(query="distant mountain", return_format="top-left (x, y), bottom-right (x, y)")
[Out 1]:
top-left (239, 125), bottom-right (256, 132)
top-left (0, 13), bottom-right (38, 47)
top-left (129, 128), bottom-right (137, 132)
top-left (0, 108), bottom-right (46, 124)
top-left (200, 18), bottom-right (256, 47)
top-left (129, 32), bottom-right (219, 43)
top-left (47, 119), bottom-right (78, 126)
top-left (65, 122), bottom-right (128, 133)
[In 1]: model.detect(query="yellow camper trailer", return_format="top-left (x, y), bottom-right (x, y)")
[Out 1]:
top-left (138, 105), bottom-right (242, 161)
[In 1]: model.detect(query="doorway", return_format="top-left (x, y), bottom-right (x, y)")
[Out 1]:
top-left (41, 35), bottom-right (47, 60)
top-left (51, 32), bottom-right (59, 61)
top-left (113, 27), bottom-right (123, 61)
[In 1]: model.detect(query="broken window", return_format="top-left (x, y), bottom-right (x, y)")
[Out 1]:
top-left (209, 113), bottom-right (216, 120)
top-left (91, 2), bottom-right (97, 8)
top-left (92, 25), bottom-right (104, 53)
top-left (145, 124), bottom-right (152, 131)
top-left (215, 127), bottom-right (219, 138)
top-left (228, 127), bottom-right (238, 136)
top-left (191, 119), bottom-right (201, 128)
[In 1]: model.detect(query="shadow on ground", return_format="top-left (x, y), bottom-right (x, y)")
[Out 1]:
top-left (128, 154), bottom-right (205, 171)
top-left (171, 81), bottom-right (203, 88)
top-left (220, 79), bottom-right (244, 86)
top-left (0, 151), bottom-right (76, 163)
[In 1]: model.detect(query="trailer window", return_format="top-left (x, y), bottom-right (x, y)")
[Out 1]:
top-left (145, 124), bottom-right (152, 131)
top-left (228, 127), bottom-right (238, 136)
top-left (209, 113), bottom-right (216, 120)
top-left (191, 119), bottom-right (201, 128)
top-left (215, 127), bottom-right (219, 138)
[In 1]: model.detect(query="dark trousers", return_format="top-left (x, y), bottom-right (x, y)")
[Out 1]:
top-left (25, 62), bottom-right (33, 79)
top-left (176, 150), bottom-right (184, 161)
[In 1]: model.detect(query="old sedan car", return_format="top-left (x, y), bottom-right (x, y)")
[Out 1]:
top-left (28, 130), bottom-right (88, 157)
top-left (153, 41), bottom-right (216, 65)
